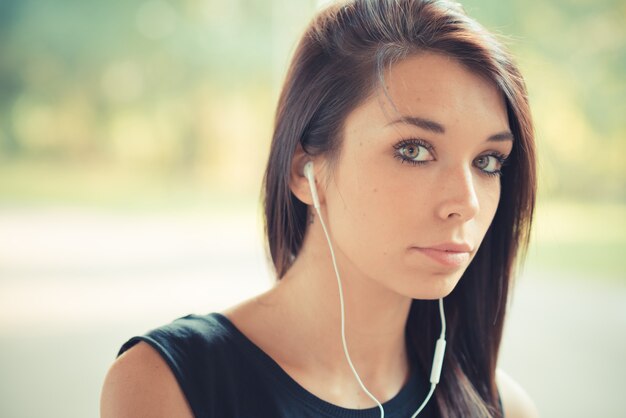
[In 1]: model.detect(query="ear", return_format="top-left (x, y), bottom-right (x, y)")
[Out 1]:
top-left (289, 143), bottom-right (324, 206)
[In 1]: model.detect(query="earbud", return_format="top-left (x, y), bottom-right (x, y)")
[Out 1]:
top-left (303, 161), bottom-right (321, 210)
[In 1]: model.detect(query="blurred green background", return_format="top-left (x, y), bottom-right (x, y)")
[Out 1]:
top-left (0, 0), bottom-right (624, 417)
top-left (1, 0), bottom-right (624, 277)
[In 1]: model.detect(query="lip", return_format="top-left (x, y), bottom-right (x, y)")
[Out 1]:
top-left (411, 242), bottom-right (473, 267)
top-left (423, 242), bottom-right (473, 252)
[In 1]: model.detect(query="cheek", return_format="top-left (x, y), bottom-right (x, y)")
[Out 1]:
top-left (325, 168), bottom-right (397, 256)
top-left (333, 179), bottom-right (389, 234)
top-left (354, 166), bottom-right (416, 231)
top-left (328, 164), bottom-right (426, 263)
top-left (477, 181), bottom-right (501, 228)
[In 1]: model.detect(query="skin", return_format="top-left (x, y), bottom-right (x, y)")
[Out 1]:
top-left (100, 51), bottom-right (539, 417)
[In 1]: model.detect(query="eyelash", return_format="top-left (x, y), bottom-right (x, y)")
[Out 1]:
top-left (392, 138), bottom-right (511, 178)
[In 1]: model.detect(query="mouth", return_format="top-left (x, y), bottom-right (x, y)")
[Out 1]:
top-left (411, 247), bottom-right (470, 268)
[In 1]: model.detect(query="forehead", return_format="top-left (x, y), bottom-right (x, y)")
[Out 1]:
top-left (344, 52), bottom-right (509, 138)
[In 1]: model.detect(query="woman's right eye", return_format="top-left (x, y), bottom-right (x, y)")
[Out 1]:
top-left (393, 139), bottom-right (435, 165)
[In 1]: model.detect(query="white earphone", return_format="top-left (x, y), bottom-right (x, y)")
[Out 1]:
top-left (304, 161), bottom-right (321, 210)
top-left (303, 161), bottom-right (447, 418)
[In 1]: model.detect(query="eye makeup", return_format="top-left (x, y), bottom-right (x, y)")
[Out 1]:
top-left (392, 137), bottom-right (511, 177)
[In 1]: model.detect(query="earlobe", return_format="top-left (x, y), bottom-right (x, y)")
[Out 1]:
top-left (289, 144), bottom-right (320, 206)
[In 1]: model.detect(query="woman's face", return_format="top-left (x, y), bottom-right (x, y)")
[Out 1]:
top-left (321, 52), bottom-right (513, 299)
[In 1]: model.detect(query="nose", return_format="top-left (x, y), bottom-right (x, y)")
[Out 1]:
top-left (435, 166), bottom-right (480, 221)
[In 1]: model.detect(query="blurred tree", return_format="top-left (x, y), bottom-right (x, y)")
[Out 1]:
top-left (0, 0), bottom-right (624, 201)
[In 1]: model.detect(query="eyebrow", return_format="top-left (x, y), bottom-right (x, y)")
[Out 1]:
top-left (386, 116), bottom-right (514, 142)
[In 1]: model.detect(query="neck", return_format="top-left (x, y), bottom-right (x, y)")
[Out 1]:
top-left (267, 216), bottom-right (414, 402)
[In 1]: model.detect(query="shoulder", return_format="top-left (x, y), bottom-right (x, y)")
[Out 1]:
top-left (496, 368), bottom-right (540, 418)
top-left (117, 313), bottom-right (235, 364)
top-left (101, 313), bottom-right (235, 418)
top-left (100, 341), bottom-right (193, 418)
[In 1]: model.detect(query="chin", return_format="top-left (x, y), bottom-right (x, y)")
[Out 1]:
top-left (408, 273), bottom-right (461, 300)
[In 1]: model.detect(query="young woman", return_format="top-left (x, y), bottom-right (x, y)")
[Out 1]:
top-left (101, 1), bottom-right (539, 417)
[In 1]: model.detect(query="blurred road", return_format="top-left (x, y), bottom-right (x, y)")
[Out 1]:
top-left (0, 207), bottom-right (624, 417)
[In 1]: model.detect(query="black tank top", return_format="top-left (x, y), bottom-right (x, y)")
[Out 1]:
top-left (118, 313), bottom-right (502, 417)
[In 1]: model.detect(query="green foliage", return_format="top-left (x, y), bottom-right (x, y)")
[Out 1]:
top-left (0, 0), bottom-right (624, 202)
top-left (526, 198), bottom-right (626, 281)
top-left (0, 0), bottom-right (623, 282)
top-left (464, 0), bottom-right (626, 201)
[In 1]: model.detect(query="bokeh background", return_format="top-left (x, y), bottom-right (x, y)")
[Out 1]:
top-left (1, 0), bottom-right (624, 417)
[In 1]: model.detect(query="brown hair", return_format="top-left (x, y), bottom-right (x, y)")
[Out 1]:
top-left (261, 1), bottom-right (536, 416)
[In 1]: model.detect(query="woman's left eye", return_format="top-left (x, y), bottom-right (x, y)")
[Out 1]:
top-left (474, 153), bottom-right (509, 177)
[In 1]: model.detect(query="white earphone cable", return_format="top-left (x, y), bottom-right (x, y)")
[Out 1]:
top-left (305, 161), bottom-right (445, 418)
top-left (409, 299), bottom-right (447, 418)
top-left (313, 202), bottom-right (386, 417)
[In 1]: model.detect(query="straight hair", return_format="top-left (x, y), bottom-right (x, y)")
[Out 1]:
top-left (262, 1), bottom-right (536, 416)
